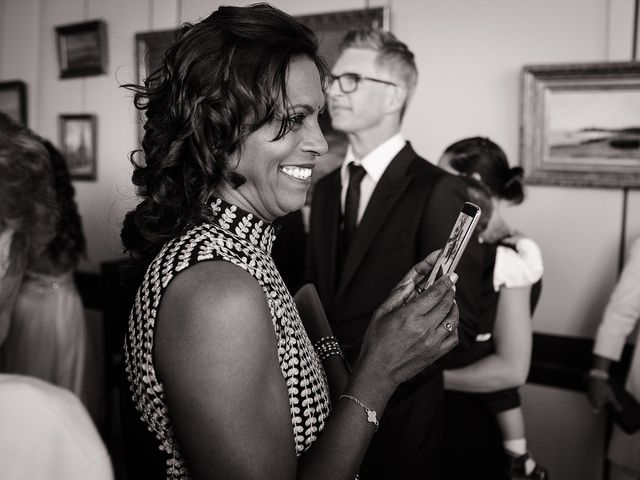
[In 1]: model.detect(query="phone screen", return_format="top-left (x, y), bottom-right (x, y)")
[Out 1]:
top-left (423, 202), bottom-right (481, 289)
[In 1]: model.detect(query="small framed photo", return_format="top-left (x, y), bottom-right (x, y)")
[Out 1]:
top-left (59, 114), bottom-right (97, 180)
top-left (0, 80), bottom-right (27, 125)
top-left (521, 62), bottom-right (640, 188)
top-left (55, 20), bottom-right (108, 79)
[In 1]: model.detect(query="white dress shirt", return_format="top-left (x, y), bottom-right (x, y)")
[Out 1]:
top-left (593, 236), bottom-right (640, 471)
top-left (340, 133), bottom-right (406, 225)
top-left (594, 236), bottom-right (640, 399)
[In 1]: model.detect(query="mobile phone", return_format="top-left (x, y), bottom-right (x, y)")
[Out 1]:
top-left (420, 202), bottom-right (481, 290)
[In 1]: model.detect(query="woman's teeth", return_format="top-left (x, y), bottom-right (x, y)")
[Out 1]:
top-left (281, 166), bottom-right (312, 180)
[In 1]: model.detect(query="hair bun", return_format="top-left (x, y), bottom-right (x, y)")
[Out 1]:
top-left (501, 166), bottom-right (525, 204)
top-left (510, 166), bottom-right (524, 178)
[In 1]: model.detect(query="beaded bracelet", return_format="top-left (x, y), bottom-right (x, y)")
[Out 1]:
top-left (340, 394), bottom-right (379, 431)
top-left (313, 336), bottom-right (344, 361)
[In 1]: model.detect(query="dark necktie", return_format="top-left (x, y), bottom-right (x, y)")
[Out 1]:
top-left (342, 163), bottom-right (366, 250)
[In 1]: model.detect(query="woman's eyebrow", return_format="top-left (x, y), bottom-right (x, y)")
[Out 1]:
top-left (287, 102), bottom-right (323, 112)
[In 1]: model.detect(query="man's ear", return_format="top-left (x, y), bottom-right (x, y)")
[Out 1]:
top-left (386, 84), bottom-right (407, 115)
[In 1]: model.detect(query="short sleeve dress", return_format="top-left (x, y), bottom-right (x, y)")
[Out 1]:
top-left (123, 197), bottom-right (331, 479)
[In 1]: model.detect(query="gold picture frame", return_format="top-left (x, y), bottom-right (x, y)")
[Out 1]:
top-left (520, 62), bottom-right (640, 188)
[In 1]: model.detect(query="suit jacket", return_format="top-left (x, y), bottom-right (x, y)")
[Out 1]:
top-left (305, 142), bottom-right (487, 479)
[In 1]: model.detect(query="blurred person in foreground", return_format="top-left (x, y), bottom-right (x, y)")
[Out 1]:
top-left (306, 28), bottom-right (485, 479)
top-left (1, 139), bottom-right (94, 412)
top-left (120, 4), bottom-right (459, 479)
top-left (588, 236), bottom-right (640, 480)
top-left (0, 111), bottom-right (112, 480)
top-left (440, 137), bottom-right (546, 480)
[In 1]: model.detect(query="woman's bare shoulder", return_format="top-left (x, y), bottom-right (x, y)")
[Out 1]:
top-left (155, 260), bottom-right (273, 373)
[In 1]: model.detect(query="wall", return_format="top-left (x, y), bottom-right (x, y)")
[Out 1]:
top-left (1, 0), bottom-right (639, 478)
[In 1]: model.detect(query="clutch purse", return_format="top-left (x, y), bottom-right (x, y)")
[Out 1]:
top-left (609, 378), bottom-right (640, 434)
top-left (294, 284), bottom-right (349, 404)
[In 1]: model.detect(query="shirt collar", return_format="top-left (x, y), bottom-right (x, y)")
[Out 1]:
top-left (341, 133), bottom-right (406, 184)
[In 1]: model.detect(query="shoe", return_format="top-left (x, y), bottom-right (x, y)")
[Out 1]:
top-left (505, 452), bottom-right (549, 479)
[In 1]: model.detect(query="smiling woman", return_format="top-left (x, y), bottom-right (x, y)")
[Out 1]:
top-left (119, 3), bottom-right (459, 480)
top-left (220, 56), bottom-right (327, 221)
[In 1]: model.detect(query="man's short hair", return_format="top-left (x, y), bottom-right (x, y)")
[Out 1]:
top-left (339, 28), bottom-right (418, 109)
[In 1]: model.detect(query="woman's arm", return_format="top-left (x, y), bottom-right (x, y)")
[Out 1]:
top-left (444, 285), bottom-right (532, 392)
top-left (155, 253), bottom-right (458, 480)
top-left (156, 261), bottom-right (299, 479)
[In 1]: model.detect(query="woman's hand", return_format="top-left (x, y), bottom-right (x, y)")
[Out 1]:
top-left (357, 250), bottom-right (459, 389)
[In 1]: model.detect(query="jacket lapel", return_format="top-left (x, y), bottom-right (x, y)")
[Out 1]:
top-left (335, 143), bottom-right (417, 302)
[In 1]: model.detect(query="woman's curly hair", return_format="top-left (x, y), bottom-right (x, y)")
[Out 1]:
top-left (121, 3), bottom-right (327, 275)
top-left (40, 140), bottom-right (86, 272)
top-left (443, 136), bottom-right (525, 204)
top-left (0, 113), bottom-right (58, 275)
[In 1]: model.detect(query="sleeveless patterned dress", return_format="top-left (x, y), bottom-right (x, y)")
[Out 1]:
top-left (124, 197), bottom-right (331, 479)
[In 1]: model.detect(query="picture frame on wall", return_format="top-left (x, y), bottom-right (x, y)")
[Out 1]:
top-left (0, 80), bottom-right (27, 125)
top-left (55, 20), bottom-right (108, 79)
top-left (520, 62), bottom-right (640, 188)
top-left (134, 29), bottom-right (178, 142)
top-left (135, 29), bottom-right (178, 85)
top-left (59, 114), bottom-right (97, 180)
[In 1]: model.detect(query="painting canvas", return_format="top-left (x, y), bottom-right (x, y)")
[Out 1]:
top-left (547, 89), bottom-right (640, 164)
top-left (521, 62), bottom-right (640, 188)
top-left (59, 114), bottom-right (97, 180)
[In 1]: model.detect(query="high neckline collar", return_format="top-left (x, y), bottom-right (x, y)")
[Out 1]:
top-left (209, 197), bottom-right (278, 255)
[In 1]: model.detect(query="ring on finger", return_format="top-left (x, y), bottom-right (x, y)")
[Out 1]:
top-left (442, 321), bottom-right (454, 334)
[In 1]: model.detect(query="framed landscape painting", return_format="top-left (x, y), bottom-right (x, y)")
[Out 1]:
top-left (520, 62), bottom-right (640, 188)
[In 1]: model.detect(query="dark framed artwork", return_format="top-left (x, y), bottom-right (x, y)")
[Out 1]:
top-left (59, 114), bottom-right (97, 180)
top-left (296, 7), bottom-right (389, 191)
top-left (0, 80), bottom-right (27, 125)
top-left (135, 29), bottom-right (178, 84)
top-left (521, 62), bottom-right (640, 188)
top-left (134, 29), bottom-right (178, 141)
top-left (55, 20), bottom-right (108, 78)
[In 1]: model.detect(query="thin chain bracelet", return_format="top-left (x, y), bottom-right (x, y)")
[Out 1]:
top-left (339, 394), bottom-right (379, 431)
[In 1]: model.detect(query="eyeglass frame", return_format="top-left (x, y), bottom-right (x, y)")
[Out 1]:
top-left (329, 73), bottom-right (397, 94)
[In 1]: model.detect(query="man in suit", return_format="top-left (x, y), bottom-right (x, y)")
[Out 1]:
top-left (306, 29), bottom-right (487, 479)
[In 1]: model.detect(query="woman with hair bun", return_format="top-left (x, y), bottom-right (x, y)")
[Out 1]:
top-left (120, 4), bottom-right (459, 479)
top-left (438, 137), bottom-right (547, 480)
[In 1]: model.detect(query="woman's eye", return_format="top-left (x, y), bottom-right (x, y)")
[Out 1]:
top-left (290, 114), bottom-right (305, 125)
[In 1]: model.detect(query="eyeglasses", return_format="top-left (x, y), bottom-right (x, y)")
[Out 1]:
top-left (330, 73), bottom-right (397, 94)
